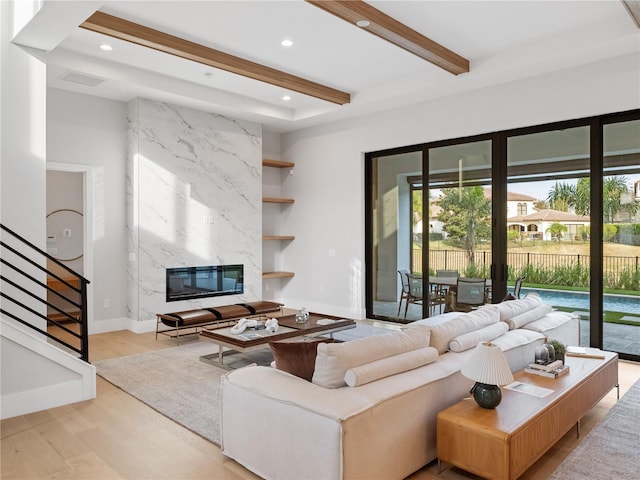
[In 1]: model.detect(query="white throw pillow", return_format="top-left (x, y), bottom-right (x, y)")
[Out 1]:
top-left (495, 293), bottom-right (543, 323)
top-left (344, 347), bottom-right (439, 387)
top-left (448, 322), bottom-right (509, 352)
top-left (506, 304), bottom-right (553, 330)
top-left (312, 325), bottom-right (431, 389)
top-left (428, 305), bottom-right (500, 354)
top-left (522, 311), bottom-right (574, 333)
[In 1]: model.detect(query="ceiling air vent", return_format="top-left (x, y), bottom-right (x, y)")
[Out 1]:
top-left (58, 72), bottom-right (105, 87)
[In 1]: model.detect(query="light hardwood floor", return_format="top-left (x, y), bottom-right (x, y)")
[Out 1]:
top-left (2, 327), bottom-right (639, 480)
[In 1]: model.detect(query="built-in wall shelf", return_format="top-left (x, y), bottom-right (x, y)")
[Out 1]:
top-left (262, 271), bottom-right (295, 280)
top-left (263, 235), bottom-right (295, 241)
top-left (263, 158), bottom-right (295, 281)
top-left (263, 197), bottom-right (294, 204)
top-left (263, 158), bottom-right (294, 168)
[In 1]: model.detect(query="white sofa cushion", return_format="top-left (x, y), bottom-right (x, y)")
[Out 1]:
top-left (494, 293), bottom-right (543, 323)
top-left (427, 305), bottom-right (500, 354)
top-left (312, 325), bottom-right (431, 389)
top-left (448, 322), bottom-right (509, 352)
top-left (490, 328), bottom-right (544, 351)
top-left (344, 347), bottom-right (439, 387)
top-left (522, 311), bottom-right (574, 334)
top-left (505, 303), bottom-right (553, 330)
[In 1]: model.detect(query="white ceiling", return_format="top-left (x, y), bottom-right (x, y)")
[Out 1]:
top-left (13, 0), bottom-right (640, 133)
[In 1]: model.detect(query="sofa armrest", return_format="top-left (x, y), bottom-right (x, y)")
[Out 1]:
top-left (221, 367), bottom-right (347, 480)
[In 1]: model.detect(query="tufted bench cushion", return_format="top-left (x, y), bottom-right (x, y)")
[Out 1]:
top-left (156, 301), bottom-right (283, 343)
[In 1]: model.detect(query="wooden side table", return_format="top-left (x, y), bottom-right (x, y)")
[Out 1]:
top-left (436, 351), bottom-right (618, 480)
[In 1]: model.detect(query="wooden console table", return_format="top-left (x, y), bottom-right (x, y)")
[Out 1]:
top-left (437, 350), bottom-right (618, 480)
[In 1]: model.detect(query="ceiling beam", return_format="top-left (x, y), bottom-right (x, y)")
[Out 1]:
top-left (306, 0), bottom-right (469, 75)
top-left (622, 0), bottom-right (640, 28)
top-left (80, 11), bottom-right (351, 105)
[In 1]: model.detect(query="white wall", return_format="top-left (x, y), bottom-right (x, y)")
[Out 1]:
top-left (47, 88), bottom-right (129, 329)
top-left (1, 0), bottom-right (47, 329)
top-left (281, 53), bottom-right (640, 319)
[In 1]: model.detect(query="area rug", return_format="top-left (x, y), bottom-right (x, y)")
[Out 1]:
top-left (549, 376), bottom-right (640, 479)
top-left (94, 341), bottom-right (273, 446)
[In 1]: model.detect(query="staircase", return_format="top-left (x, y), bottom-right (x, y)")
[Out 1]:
top-left (1, 224), bottom-right (96, 419)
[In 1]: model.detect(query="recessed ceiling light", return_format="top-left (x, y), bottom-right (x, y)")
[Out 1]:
top-left (282, 95), bottom-right (291, 101)
top-left (355, 20), bottom-right (370, 28)
top-left (100, 44), bottom-right (112, 51)
top-left (281, 39), bottom-right (293, 47)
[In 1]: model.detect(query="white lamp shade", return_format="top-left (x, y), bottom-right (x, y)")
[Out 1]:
top-left (461, 341), bottom-right (514, 386)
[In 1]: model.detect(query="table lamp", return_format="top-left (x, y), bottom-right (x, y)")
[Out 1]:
top-left (461, 341), bottom-right (514, 409)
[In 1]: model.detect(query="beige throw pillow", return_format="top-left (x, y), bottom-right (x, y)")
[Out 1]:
top-left (344, 347), bottom-right (439, 387)
top-left (448, 322), bottom-right (509, 352)
top-left (428, 305), bottom-right (500, 354)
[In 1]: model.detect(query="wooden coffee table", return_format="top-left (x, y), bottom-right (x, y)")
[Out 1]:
top-left (436, 350), bottom-right (618, 480)
top-left (199, 312), bottom-right (355, 369)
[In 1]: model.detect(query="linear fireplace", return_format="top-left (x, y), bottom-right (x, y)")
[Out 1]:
top-left (166, 264), bottom-right (244, 302)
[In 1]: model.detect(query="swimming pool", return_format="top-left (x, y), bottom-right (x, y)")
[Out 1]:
top-left (521, 287), bottom-right (640, 314)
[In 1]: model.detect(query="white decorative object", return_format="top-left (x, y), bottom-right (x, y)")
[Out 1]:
top-left (230, 318), bottom-right (257, 334)
top-left (265, 318), bottom-right (279, 333)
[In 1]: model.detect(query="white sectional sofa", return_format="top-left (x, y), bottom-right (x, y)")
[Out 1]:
top-left (220, 295), bottom-right (579, 480)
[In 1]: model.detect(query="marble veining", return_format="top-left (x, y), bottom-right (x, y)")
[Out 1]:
top-left (127, 98), bottom-right (262, 320)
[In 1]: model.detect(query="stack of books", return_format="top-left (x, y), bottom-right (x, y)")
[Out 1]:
top-left (565, 346), bottom-right (606, 359)
top-left (524, 360), bottom-right (570, 378)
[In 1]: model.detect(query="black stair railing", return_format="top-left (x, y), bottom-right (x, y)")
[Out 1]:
top-left (0, 223), bottom-right (90, 361)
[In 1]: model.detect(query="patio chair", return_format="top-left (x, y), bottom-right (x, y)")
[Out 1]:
top-left (397, 270), bottom-right (411, 316)
top-left (434, 269), bottom-right (460, 301)
top-left (450, 277), bottom-right (487, 312)
top-left (513, 276), bottom-right (526, 299)
top-left (403, 272), bottom-right (424, 318)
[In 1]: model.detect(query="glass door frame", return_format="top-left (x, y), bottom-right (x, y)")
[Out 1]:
top-left (365, 109), bottom-right (640, 363)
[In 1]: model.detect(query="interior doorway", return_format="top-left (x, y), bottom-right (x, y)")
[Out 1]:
top-left (45, 163), bottom-right (94, 336)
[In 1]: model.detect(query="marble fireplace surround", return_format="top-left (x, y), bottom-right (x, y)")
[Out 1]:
top-left (127, 98), bottom-right (262, 321)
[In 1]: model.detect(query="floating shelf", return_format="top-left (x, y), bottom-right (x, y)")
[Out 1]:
top-left (262, 271), bottom-right (295, 280)
top-left (263, 197), bottom-right (294, 204)
top-left (263, 158), bottom-right (294, 168)
top-left (262, 235), bottom-right (295, 241)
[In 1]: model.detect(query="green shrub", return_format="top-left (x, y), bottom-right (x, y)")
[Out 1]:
top-left (603, 224), bottom-right (617, 242)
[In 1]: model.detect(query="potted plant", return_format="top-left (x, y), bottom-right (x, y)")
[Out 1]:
top-left (547, 339), bottom-right (567, 363)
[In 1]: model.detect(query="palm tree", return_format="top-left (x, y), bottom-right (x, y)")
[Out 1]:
top-left (547, 176), bottom-right (638, 221)
top-left (574, 177), bottom-right (590, 216)
top-left (547, 182), bottom-right (575, 212)
top-left (603, 176), bottom-right (638, 222)
top-left (546, 222), bottom-right (568, 241)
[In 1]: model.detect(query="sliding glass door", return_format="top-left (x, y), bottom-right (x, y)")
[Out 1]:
top-left (506, 126), bottom-right (590, 343)
top-left (367, 150), bottom-right (424, 321)
top-left (601, 118), bottom-right (640, 355)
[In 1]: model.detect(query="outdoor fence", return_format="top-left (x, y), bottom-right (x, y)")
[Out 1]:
top-left (413, 249), bottom-right (640, 290)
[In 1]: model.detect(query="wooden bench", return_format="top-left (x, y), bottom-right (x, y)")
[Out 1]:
top-left (156, 301), bottom-right (283, 343)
